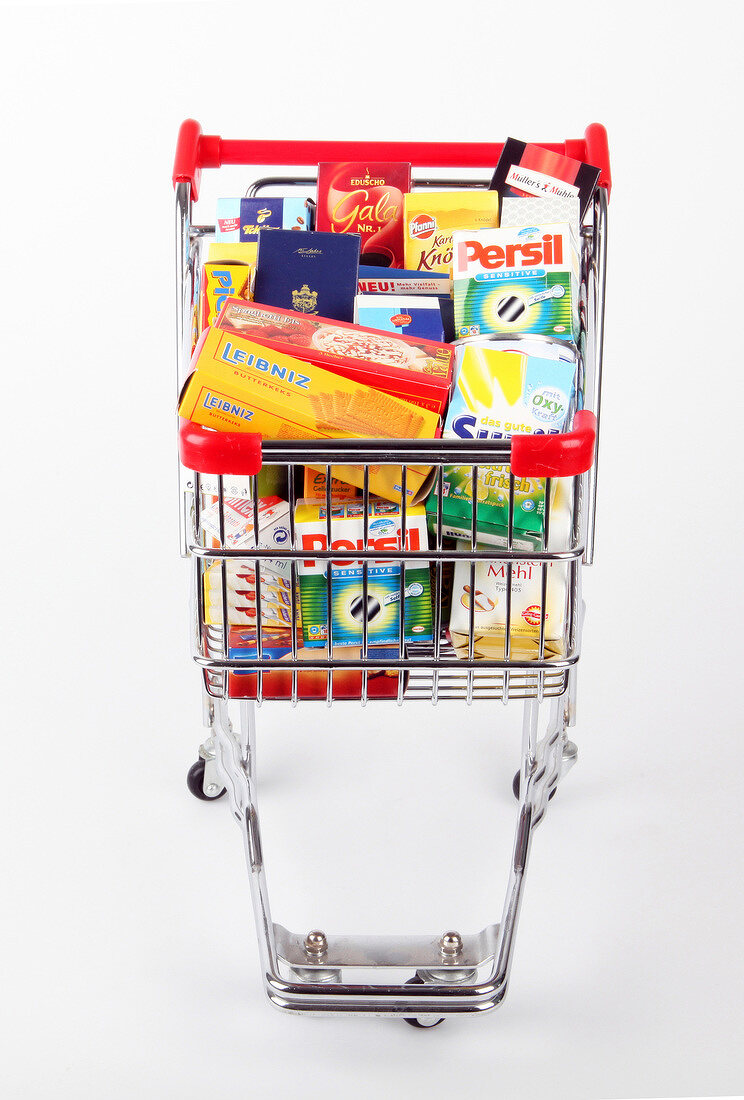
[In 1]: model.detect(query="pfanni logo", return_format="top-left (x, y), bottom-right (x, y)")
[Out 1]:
top-left (409, 213), bottom-right (436, 240)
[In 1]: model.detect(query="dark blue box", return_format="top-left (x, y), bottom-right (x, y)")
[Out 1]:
top-left (253, 229), bottom-right (361, 323)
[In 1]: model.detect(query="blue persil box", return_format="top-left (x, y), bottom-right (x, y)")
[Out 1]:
top-left (215, 197), bottom-right (311, 242)
top-left (354, 294), bottom-right (446, 341)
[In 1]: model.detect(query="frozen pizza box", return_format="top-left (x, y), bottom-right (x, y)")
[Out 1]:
top-left (215, 297), bottom-right (454, 414)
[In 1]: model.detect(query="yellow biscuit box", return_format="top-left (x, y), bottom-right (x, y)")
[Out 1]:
top-left (179, 327), bottom-right (439, 503)
top-left (404, 191), bottom-right (500, 274)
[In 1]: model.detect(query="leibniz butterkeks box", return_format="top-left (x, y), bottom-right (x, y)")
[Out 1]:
top-left (253, 229), bottom-right (361, 323)
top-left (178, 326), bottom-right (439, 503)
top-left (316, 162), bottom-right (410, 268)
top-left (215, 298), bottom-right (453, 414)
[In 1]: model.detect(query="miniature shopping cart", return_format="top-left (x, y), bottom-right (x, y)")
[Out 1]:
top-left (173, 120), bottom-right (610, 1025)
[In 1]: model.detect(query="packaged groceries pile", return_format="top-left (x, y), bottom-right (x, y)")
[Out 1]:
top-left (178, 139), bottom-right (601, 695)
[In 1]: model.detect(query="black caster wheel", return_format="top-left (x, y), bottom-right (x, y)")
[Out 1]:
top-left (187, 759), bottom-right (226, 801)
top-left (512, 771), bottom-right (556, 801)
top-left (403, 975), bottom-right (445, 1029)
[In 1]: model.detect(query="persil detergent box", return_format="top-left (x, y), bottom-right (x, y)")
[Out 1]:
top-left (295, 499), bottom-right (432, 648)
top-left (453, 223), bottom-right (579, 343)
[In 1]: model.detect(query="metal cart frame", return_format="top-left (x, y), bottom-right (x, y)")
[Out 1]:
top-left (173, 121), bottom-right (610, 1023)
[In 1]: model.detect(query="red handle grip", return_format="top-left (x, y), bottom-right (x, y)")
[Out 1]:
top-left (172, 119), bottom-right (611, 203)
top-left (511, 410), bottom-right (597, 479)
top-left (179, 412), bottom-right (596, 480)
top-left (179, 419), bottom-right (263, 476)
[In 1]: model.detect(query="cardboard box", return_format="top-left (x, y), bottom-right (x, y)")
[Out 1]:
top-left (215, 297), bottom-right (454, 414)
top-left (403, 191), bottom-right (500, 274)
top-left (316, 162), bottom-right (410, 268)
top-left (200, 262), bottom-right (254, 330)
top-left (489, 138), bottom-right (600, 218)
top-left (295, 498), bottom-right (432, 647)
top-left (215, 198), bottom-right (311, 242)
top-left (253, 228), bottom-right (360, 323)
top-left (500, 195), bottom-right (581, 243)
top-left (452, 223), bottom-right (579, 343)
top-left (179, 327), bottom-right (439, 504)
top-left (449, 548), bottom-right (567, 660)
top-left (354, 295), bottom-right (446, 343)
top-left (303, 468), bottom-right (358, 501)
top-left (224, 636), bottom-right (401, 700)
top-left (207, 242), bottom-right (258, 265)
top-left (425, 346), bottom-right (576, 546)
top-left (357, 266), bottom-right (451, 296)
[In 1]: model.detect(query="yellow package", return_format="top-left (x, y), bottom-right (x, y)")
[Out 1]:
top-left (303, 468), bottom-right (359, 500)
top-left (404, 191), bottom-right (500, 274)
top-left (179, 327), bottom-right (439, 503)
top-left (207, 243), bottom-right (258, 265)
top-left (201, 262), bottom-right (255, 330)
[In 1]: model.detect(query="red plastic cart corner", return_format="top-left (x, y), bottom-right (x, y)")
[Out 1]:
top-left (178, 419), bottom-right (263, 476)
top-left (511, 410), bottom-right (597, 479)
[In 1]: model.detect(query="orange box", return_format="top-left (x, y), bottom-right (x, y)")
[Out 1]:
top-left (303, 468), bottom-right (358, 500)
top-left (178, 327), bottom-right (438, 503)
top-left (215, 298), bottom-right (453, 414)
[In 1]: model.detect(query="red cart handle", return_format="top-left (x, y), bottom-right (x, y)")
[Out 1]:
top-left (173, 119), bottom-right (611, 203)
top-left (511, 410), bottom-right (597, 479)
top-left (179, 419), bottom-right (263, 476)
top-left (179, 412), bottom-right (596, 480)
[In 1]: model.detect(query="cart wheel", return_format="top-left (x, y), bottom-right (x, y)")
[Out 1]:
top-left (403, 975), bottom-right (445, 1029)
top-left (187, 759), bottom-right (226, 801)
top-left (512, 771), bottom-right (556, 801)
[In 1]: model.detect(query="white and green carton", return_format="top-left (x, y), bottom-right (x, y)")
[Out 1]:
top-left (295, 499), bottom-right (432, 648)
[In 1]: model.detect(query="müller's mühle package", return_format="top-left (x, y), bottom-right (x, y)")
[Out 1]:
top-left (490, 138), bottom-right (600, 218)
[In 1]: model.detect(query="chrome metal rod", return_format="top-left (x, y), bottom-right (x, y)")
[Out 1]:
top-left (189, 545), bottom-right (585, 563)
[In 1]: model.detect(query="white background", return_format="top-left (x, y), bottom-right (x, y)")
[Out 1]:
top-left (1, 2), bottom-right (743, 1098)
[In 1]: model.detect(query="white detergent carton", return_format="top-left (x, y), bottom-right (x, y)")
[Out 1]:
top-left (294, 498), bottom-right (432, 648)
top-left (453, 223), bottom-right (579, 343)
